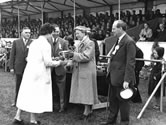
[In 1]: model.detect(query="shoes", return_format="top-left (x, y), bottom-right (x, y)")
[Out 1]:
top-left (78, 113), bottom-right (92, 121)
top-left (100, 121), bottom-right (115, 125)
top-left (153, 105), bottom-right (160, 110)
top-left (30, 121), bottom-right (41, 125)
top-left (12, 119), bottom-right (24, 125)
top-left (58, 108), bottom-right (65, 113)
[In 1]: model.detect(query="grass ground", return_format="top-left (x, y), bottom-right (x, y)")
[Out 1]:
top-left (0, 68), bottom-right (166, 125)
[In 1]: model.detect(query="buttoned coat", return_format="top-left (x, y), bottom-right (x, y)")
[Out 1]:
top-left (9, 38), bottom-right (32, 74)
top-left (69, 36), bottom-right (99, 105)
top-left (16, 36), bottom-right (59, 113)
top-left (108, 34), bottom-right (136, 87)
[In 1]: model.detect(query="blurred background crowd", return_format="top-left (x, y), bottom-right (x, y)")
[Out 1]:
top-left (1, 8), bottom-right (165, 40)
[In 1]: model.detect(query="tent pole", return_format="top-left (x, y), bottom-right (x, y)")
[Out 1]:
top-left (18, 5), bottom-right (20, 38)
top-left (118, 0), bottom-right (120, 20)
top-left (41, 2), bottom-right (43, 25)
top-left (73, 0), bottom-right (76, 40)
top-left (0, 9), bottom-right (1, 34)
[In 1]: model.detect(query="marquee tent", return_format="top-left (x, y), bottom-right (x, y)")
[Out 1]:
top-left (0, 0), bottom-right (138, 17)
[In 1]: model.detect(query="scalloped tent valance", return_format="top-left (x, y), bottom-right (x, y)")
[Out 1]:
top-left (0, 0), bottom-right (138, 17)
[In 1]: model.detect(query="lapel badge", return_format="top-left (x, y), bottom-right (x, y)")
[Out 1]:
top-left (112, 45), bottom-right (120, 55)
top-left (59, 43), bottom-right (62, 49)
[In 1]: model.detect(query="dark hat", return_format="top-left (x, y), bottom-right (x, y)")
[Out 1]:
top-left (118, 86), bottom-right (137, 101)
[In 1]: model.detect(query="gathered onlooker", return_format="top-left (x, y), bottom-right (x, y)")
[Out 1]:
top-left (13, 23), bottom-right (62, 125)
top-left (9, 27), bottom-right (32, 107)
top-left (139, 22), bottom-right (153, 41)
top-left (155, 23), bottom-right (166, 42)
top-left (51, 24), bottom-right (69, 113)
top-left (148, 47), bottom-right (165, 109)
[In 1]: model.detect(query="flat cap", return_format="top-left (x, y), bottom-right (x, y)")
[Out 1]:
top-left (74, 26), bottom-right (87, 32)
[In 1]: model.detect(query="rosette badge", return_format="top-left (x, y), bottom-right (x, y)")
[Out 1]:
top-left (112, 45), bottom-right (120, 55)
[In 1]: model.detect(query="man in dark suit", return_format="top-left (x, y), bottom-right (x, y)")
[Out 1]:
top-left (51, 24), bottom-right (68, 112)
top-left (155, 23), bottom-right (166, 42)
top-left (101, 20), bottom-right (136, 125)
top-left (9, 27), bottom-right (32, 107)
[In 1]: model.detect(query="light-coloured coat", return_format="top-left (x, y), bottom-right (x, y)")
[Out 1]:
top-left (69, 36), bottom-right (99, 105)
top-left (16, 36), bottom-right (60, 113)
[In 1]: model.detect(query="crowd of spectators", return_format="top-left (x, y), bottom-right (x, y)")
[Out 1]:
top-left (0, 8), bottom-right (165, 40)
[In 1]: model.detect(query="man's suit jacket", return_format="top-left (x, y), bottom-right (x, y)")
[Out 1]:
top-left (156, 29), bottom-right (166, 41)
top-left (108, 34), bottom-right (136, 87)
top-left (9, 38), bottom-right (32, 75)
top-left (51, 37), bottom-right (68, 76)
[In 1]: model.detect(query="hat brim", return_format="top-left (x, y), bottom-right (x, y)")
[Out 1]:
top-left (119, 87), bottom-right (137, 101)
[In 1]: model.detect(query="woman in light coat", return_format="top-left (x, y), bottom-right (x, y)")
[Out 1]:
top-left (68, 26), bottom-right (99, 119)
top-left (13, 23), bottom-right (62, 125)
top-left (139, 22), bottom-right (153, 41)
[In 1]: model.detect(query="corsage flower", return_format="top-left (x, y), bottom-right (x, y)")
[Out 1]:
top-left (112, 45), bottom-right (120, 55)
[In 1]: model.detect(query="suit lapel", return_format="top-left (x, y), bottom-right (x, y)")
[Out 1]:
top-left (19, 38), bottom-right (25, 52)
top-left (115, 34), bottom-right (127, 52)
top-left (47, 37), bottom-right (54, 56)
top-left (78, 37), bottom-right (88, 52)
top-left (55, 37), bottom-right (60, 51)
top-left (110, 35), bottom-right (126, 59)
top-left (25, 39), bottom-right (32, 49)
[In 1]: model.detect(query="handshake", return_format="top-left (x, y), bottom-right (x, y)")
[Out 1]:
top-left (52, 57), bottom-right (68, 66)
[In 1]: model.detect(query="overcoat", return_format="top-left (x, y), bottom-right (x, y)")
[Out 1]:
top-left (69, 36), bottom-right (99, 105)
top-left (16, 36), bottom-right (59, 113)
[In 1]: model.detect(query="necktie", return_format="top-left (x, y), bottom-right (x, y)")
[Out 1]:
top-left (53, 38), bottom-right (57, 46)
top-left (53, 41), bottom-right (56, 46)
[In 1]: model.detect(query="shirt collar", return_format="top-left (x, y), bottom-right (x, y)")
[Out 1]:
top-left (118, 33), bottom-right (126, 43)
top-left (23, 38), bottom-right (26, 42)
top-left (22, 37), bottom-right (28, 44)
top-left (52, 37), bottom-right (58, 43)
